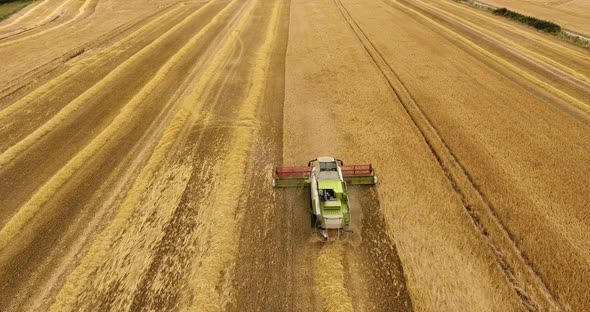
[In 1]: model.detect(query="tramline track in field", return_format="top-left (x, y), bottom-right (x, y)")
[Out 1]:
top-left (332, 0), bottom-right (561, 310)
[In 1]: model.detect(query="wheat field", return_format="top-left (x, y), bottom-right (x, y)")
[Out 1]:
top-left (0, 0), bottom-right (588, 310)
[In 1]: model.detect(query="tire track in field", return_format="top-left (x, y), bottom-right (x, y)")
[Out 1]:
top-left (187, 1), bottom-right (283, 310)
top-left (71, 0), bottom-right (282, 309)
top-left (414, 2), bottom-right (590, 108)
top-left (124, 64), bottom-right (246, 312)
top-left (382, 0), bottom-right (589, 115)
top-left (0, 0), bottom-right (81, 40)
top-left (13, 83), bottom-right (192, 311)
top-left (446, 0), bottom-right (590, 61)
top-left (224, 1), bottom-right (291, 307)
top-left (0, 0), bottom-right (70, 33)
top-left (125, 11), bottom-right (253, 310)
top-left (0, 2), bottom-right (194, 153)
top-left (0, 0), bottom-right (51, 30)
top-left (0, 15), bottom-right (59, 41)
top-left (47, 0), bottom-right (256, 309)
top-left (0, 1), bottom-right (186, 107)
top-left (0, 1), bottom-right (225, 233)
top-left (411, 0), bottom-right (590, 86)
top-left (0, 2), bottom-right (243, 307)
top-left (333, 0), bottom-right (562, 310)
top-left (0, 1), bottom-right (182, 100)
top-left (0, 2), bottom-right (185, 110)
top-left (0, 1), bottom-right (212, 169)
top-left (0, 0), bottom-right (98, 47)
top-left (0, 0), bottom-right (229, 249)
top-left (0, 0), bottom-right (251, 305)
top-left (88, 1), bottom-right (255, 308)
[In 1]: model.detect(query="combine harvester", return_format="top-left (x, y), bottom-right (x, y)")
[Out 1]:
top-left (273, 157), bottom-right (377, 240)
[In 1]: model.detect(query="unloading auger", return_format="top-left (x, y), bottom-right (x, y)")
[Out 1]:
top-left (272, 156), bottom-right (378, 241)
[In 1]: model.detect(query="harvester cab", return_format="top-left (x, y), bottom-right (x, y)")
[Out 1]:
top-left (273, 156), bottom-right (377, 241)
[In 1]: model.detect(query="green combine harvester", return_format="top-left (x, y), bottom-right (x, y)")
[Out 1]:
top-left (273, 156), bottom-right (378, 240)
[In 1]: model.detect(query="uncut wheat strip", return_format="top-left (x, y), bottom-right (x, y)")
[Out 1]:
top-left (387, 0), bottom-right (589, 114)
top-left (0, 0), bottom-right (229, 252)
top-left (189, 2), bottom-right (283, 310)
top-left (0, 3), bottom-right (214, 170)
top-left (0, 2), bottom-right (187, 121)
top-left (413, 0), bottom-right (590, 85)
top-left (47, 0), bottom-right (254, 310)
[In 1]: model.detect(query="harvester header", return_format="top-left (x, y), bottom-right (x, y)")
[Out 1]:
top-left (273, 158), bottom-right (377, 187)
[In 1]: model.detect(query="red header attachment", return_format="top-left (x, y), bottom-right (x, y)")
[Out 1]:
top-left (341, 164), bottom-right (377, 185)
top-left (275, 166), bottom-right (312, 179)
top-left (340, 164), bottom-right (373, 176)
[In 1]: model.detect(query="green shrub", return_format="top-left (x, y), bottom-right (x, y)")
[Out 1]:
top-left (493, 8), bottom-right (561, 33)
